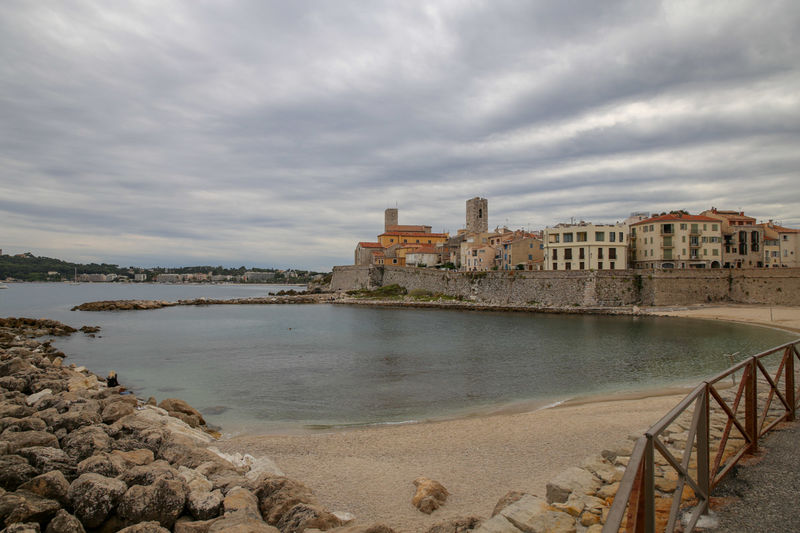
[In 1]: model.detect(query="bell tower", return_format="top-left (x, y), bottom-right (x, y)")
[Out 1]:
top-left (384, 208), bottom-right (398, 231)
top-left (466, 197), bottom-right (488, 233)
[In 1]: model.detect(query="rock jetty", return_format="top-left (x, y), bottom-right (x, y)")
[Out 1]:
top-left (71, 295), bottom-right (329, 312)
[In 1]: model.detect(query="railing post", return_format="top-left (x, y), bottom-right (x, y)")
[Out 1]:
top-left (745, 358), bottom-right (758, 453)
top-left (697, 385), bottom-right (710, 512)
top-left (643, 435), bottom-right (655, 533)
top-left (786, 347), bottom-right (796, 421)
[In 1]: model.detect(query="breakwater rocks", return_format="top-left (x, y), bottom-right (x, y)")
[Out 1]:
top-left (0, 318), bottom-right (368, 533)
top-left (71, 295), bottom-right (329, 312)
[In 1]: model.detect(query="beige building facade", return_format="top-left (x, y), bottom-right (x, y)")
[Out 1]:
top-left (700, 208), bottom-right (764, 268)
top-left (544, 223), bottom-right (628, 271)
top-left (631, 214), bottom-right (722, 269)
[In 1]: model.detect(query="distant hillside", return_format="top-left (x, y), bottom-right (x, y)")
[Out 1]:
top-left (0, 253), bottom-right (324, 283)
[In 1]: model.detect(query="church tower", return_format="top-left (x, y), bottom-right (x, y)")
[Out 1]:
top-left (466, 197), bottom-right (488, 233)
top-left (384, 208), bottom-right (398, 232)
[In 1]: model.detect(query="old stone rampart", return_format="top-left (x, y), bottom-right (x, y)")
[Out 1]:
top-left (331, 266), bottom-right (800, 306)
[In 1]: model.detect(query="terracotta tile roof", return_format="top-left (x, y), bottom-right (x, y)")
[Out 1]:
top-left (358, 242), bottom-right (383, 248)
top-left (379, 231), bottom-right (449, 238)
top-left (632, 214), bottom-right (720, 225)
top-left (386, 225), bottom-right (431, 233)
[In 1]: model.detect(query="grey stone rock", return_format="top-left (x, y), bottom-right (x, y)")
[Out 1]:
top-left (67, 473), bottom-right (127, 528)
top-left (43, 509), bottom-right (86, 533)
top-left (60, 426), bottom-right (112, 461)
top-left (545, 467), bottom-right (601, 504)
top-left (207, 515), bottom-right (278, 533)
top-left (187, 490), bottom-right (223, 521)
top-left (173, 517), bottom-right (221, 533)
top-left (19, 471), bottom-right (71, 507)
top-left (276, 503), bottom-right (342, 533)
top-left (1, 490), bottom-right (61, 529)
top-left (16, 448), bottom-right (77, 481)
top-left (117, 477), bottom-right (187, 529)
top-left (2, 431), bottom-right (59, 453)
top-left (250, 475), bottom-right (317, 525)
top-left (100, 402), bottom-right (134, 425)
top-left (0, 417), bottom-right (47, 433)
top-left (0, 455), bottom-right (40, 491)
top-left (119, 460), bottom-right (181, 488)
top-left (500, 495), bottom-right (576, 533)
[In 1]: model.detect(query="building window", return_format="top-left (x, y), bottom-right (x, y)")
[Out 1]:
top-left (598, 262), bottom-right (603, 269)
top-left (564, 249), bottom-right (573, 260)
top-left (609, 248), bottom-right (617, 260)
top-left (680, 223), bottom-right (687, 230)
top-left (552, 262), bottom-right (558, 270)
top-left (619, 232), bottom-right (623, 241)
top-left (649, 225), bottom-right (654, 232)
top-left (598, 248), bottom-right (604, 259)
top-left (565, 263), bottom-right (571, 270)
top-left (713, 249), bottom-right (719, 256)
top-left (563, 233), bottom-right (573, 243)
top-left (663, 224), bottom-right (674, 234)
top-left (528, 254), bottom-right (532, 260)
top-left (595, 232), bottom-right (605, 241)
top-left (712, 224), bottom-right (718, 231)
top-left (610, 262), bottom-right (615, 269)
top-left (579, 262), bottom-right (585, 270)
top-left (579, 248), bottom-right (585, 260)
top-left (577, 232), bottom-right (587, 242)
top-left (552, 249), bottom-right (558, 260)
top-left (610, 232), bottom-right (616, 242)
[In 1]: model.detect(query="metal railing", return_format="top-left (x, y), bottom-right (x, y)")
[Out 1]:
top-left (603, 339), bottom-right (800, 533)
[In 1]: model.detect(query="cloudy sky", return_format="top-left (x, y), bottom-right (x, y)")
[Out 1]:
top-left (1, 1), bottom-right (799, 270)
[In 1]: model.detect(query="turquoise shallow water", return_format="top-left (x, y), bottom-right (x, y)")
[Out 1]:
top-left (0, 283), bottom-right (795, 434)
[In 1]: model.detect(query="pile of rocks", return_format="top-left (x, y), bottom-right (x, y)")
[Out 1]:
top-left (0, 318), bottom-right (378, 533)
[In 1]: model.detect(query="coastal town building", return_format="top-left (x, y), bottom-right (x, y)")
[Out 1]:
top-left (700, 208), bottom-right (764, 268)
top-left (544, 222), bottom-right (628, 270)
top-left (761, 221), bottom-right (800, 268)
top-left (466, 197), bottom-right (488, 234)
top-left (243, 271), bottom-right (275, 282)
top-left (354, 208), bottom-right (448, 267)
top-left (499, 232), bottom-right (544, 271)
top-left (630, 213), bottom-right (722, 269)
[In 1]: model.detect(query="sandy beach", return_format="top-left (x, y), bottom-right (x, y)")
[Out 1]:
top-left (215, 304), bottom-right (800, 532)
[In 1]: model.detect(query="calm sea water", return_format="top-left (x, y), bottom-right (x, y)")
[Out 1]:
top-left (0, 283), bottom-right (795, 435)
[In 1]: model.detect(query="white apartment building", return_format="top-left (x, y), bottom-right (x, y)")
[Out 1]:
top-left (544, 222), bottom-right (628, 271)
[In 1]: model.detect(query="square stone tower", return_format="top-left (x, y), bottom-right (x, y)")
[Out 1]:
top-left (466, 197), bottom-right (488, 233)
top-left (384, 208), bottom-right (398, 231)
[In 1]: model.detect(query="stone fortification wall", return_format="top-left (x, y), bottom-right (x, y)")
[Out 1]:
top-left (331, 266), bottom-right (800, 307)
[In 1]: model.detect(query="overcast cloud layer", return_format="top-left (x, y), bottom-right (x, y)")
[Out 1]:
top-left (1, 1), bottom-right (799, 270)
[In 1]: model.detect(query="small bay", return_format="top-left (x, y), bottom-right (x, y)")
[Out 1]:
top-left (0, 283), bottom-right (794, 435)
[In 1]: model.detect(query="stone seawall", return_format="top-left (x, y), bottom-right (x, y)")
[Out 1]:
top-left (331, 266), bottom-right (800, 307)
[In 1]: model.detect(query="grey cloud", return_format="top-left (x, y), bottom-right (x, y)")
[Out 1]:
top-left (1, 1), bottom-right (799, 268)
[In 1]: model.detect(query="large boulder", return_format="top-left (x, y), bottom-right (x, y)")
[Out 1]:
top-left (157, 435), bottom-right (225, 470)
top-left (43, 509), bottom-right (86, 533)
top-left (498, 494), bottom-right (576, 533)
top-left (250, 475), bottom-right (317, 525)
top-left (187, 489), bottom-right (223, 521)
top-left (158, 399), bottom-right (206, 429)
top-left (116, 477), bottom-right (187, 529)
top-left (425, 516), bottom-right (483, 533)
top-left (545, 467), bottom-right (602, 504)
top-left (60, 426), bottom-right (112, 461)
top-left (0, 490), bottom-right (61, 529)
top-left (0, 455), bottom-right (40, 491)
top-left (0, 417), bottom-right (47, 433)
top-left (54, 403), bottom-right (101, 433)
top-left (119, 461), bottom-right (182, 488)
top-left (1, 522), bottom-right (41, 533)
top-left (2, 431), bottom-right (60, 453)
top-left (275, 503), bottom-right (342, 533)
top-left (19, 471), bottom-right (71, 507)
top-left (412, 477), bottom-right (449, 514)
top-left (17, 448), bottom-right (77, 481)
top-left (67, 473), bottom-right (127, 528)
top-left (100, 402), bottom-right (135, 425)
